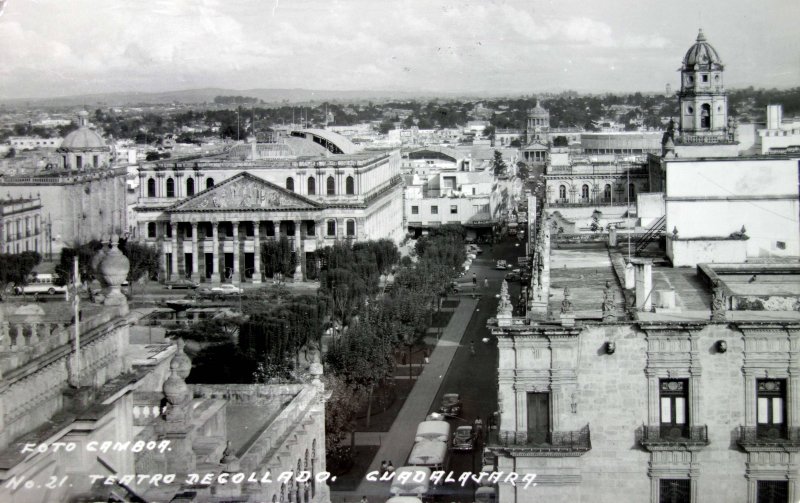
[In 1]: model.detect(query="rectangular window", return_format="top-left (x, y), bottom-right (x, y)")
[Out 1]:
top-left (450, 205), bottom-right (458, 214)
top-left (327, 221), bottom-right (336, 237)
top-left (756, 379), bottom-right (786, 438)
top-left (660, 379), bottom-right (689, 439)
top-left (757, 480), bottom-right (788, 503)
top-left (166, 224), bottom-right (172, 238)
top-left (659, 479), bottom-right (690, 503)
top-left (431, 205), bottom-right (439, 215)
top-left (411, 206), bottom-right (419, 215)
top-left (701, 74), bottom-right (708, 82)
top-left (346, 220), bottom-right (355, 236)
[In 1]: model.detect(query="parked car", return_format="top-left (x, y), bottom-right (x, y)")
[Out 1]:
top-left (505, 270), bottom-right (520, 282)
top-left (164, 278), bottom-right (199, 290)
top-left (467, 244), bottom-right (483, 254)
top-left (439, 393), bottom-right (462, 417)
top-left (452, 425), bottom-right (475, 451)
top-left (211, 283), bottom-right (244, 296)
top-left (495, 260), bottom-right (508, 270)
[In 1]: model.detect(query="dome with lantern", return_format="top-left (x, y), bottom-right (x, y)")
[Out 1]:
top-left (62, 111), bottom-right (107, 150)
top-left (682, 29), bottom-right (723, 70)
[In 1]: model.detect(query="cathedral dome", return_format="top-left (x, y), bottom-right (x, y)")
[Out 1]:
top-left (62, 128), bottom-right (106, 149)
top-left (62, 111), bottom-right (107, 150)
top-left (528, 101), bottom-right (549, 117)
top-left (682, 29), bottom-right (723, 68)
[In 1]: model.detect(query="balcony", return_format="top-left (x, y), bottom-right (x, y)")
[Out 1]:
top-left (737, 426), bottom-right (800, 452)
top-left (486, 425), bottom-right (591, 457)
top-left (638, 425), bottom-right (709, 451)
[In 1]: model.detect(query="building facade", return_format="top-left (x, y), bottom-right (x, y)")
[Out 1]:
top-left (0, 112), bottom-right (127, 254)
top-left (135, 131), bottom-right (404, 283)
top-left (0, 196), bottom-right (44, 255)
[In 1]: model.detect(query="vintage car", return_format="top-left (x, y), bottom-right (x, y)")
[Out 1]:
top-left (452, 425), bottom-right (475, 451)
top-left (439, 393), bottom-right (462, 417)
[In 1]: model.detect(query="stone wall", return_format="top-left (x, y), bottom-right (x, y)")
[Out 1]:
top-left (667, 236), bottom-right (747, 267)
top-left (492, 321), bottom-right (799, 503)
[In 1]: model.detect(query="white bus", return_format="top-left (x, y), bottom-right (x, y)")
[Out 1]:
top-left (14, 273), bottom-right (67, 296)
top-left (389, 466), bottom-right (431, 499)
top-left (415, 420), bottom-right (450, 443)
top-left (407, 439), bottom-right (449, 472)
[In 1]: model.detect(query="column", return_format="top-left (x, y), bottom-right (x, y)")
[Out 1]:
top-left (232, 221), bottom-right (240, 282)
top-left (170, 223), bottom-right (178, 281)
top-left (253, 221), bottom-right (261, 283)
top-left (190, 223), bottom-right (198, 280)
top-left (175, 173), bottom-right (183, 198)
top-left (156, 173), bottom-right (164, 198)
top-left (294, 219), bottom-right (304, 281)
top-left (139, 173), bottom-right (146, 199)
top-left (161, 235), bottom-right (169, 281)
top-left (273, 220), bottom-right (281, 241)
top-left (211, 221), bottom-right (219, 282)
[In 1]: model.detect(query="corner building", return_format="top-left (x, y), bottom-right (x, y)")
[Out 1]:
top-left (135, 130), bottom-right (404, 283)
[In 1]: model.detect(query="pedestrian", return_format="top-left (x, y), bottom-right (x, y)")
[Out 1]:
top-left (483, 277), bottom-right (488, 288)
top-left (379, 460), bottom-right (387, 475)
top-left (472, 272), bottom-right (477, 286)
top-left (360, 496), bottom-right (369, 503)
top-left (386, 461), bottom-right (395, 474)
top-left (424, 348), bottom-right (430, 364)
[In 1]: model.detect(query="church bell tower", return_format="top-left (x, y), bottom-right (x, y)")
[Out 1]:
top-left (678, 29), bottom-right (728, 139)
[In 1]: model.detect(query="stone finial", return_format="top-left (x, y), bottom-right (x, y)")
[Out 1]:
top-left (220, 440), bottom-right (239, 465)
top-left (672, 227), bottom-right (679, 239)
top-left (170, 338), bottom-right (192, 380)
top-left (497, 280), bottom-right (513, 320)
top-left (560, 287), bottom-right (573, 314)
top-left (163, 369), bottom-right (188, 406)
top-left (100, 234), bottom-right (129, 308)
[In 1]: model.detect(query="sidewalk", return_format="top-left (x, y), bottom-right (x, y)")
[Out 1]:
top-left (330, 297), bottom-right (479, 503)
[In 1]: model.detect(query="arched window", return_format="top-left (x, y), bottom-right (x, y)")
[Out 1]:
top-left (558, 185), bottom-right (566, 200)
top-left (581, 184), bottom-right (589, 200)
top-left (326, 220), bottom-right (336, 237)
top-left (166, 177), bottom-right (175, 198)
top-left (346, 219), bottom-right (355, 236)
top-left (604, 184), bottom-right (612, 201)
top-left (206, 178), bottom-right (215, 189)
top-left (307, 177), bottom-right (316, 195)
top-left (345, 176), bottom-right (355, 195)
top-left (700, 103), bottom-right (711, 129)
top-left (186, 177), bottom-right (195, 196)
top-left (147, 222), bottom-right (156, 238)
top-left (286, 177), bottom-right (295, 192)
top-left (326, 176), bottom-right (335, 195)
top-left (628, 183), bottom-right (636, 201)
top-left (147, 177), bottom-right (156, 197)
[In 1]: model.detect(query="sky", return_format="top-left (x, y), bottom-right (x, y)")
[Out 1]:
top-left (0, 0), bottom-right (798, 99)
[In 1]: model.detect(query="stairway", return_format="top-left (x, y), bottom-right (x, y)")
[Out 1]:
top-left (634, 215), bottom-right (666, 256)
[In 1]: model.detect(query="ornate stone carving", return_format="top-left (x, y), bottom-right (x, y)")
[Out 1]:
top-left (178, 174), bottom-right (316, 211)
top-left (602, 282), bottom-right (616, 322)
top-left (100, 234), bottom-right (129, 308)
top-left (560, 287), bottom-right (573, 314)
top-left (711, 283), bottom-right (727, 322)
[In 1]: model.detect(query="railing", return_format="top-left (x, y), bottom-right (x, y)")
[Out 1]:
top-left (487, 425), bottom-right (591, 454)
top-left (737, 426), bottom-right (800, 450)
top-left (634, 215), bottom-right (666, 255)
top-left (547, 200), bottom-right (630, 208)
top-left (639, 424), bottom-right (709, 450)
top-left (675, 133), bottom-right (736, 145)
top-left (548, 165), bottom-right (647, 176)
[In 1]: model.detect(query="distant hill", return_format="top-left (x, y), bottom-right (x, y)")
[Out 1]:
top-left (0, 87), bottom-right (497, 107)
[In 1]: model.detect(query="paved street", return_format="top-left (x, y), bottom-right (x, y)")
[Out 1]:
top-left (330, 238), bottom-right (525, 503)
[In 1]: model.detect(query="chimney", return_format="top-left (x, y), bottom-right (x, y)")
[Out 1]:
top-left (630, 258), bottom-right (653, 311)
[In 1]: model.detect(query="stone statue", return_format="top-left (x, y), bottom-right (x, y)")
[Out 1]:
top-left (602, 284), bottom-right (615, 322)
top-left (711, 283), bottom-right (727, 322)
top-left (560, 287), bottom-right (573, 314)
top-left (220, 440), bottom-right (238, 464)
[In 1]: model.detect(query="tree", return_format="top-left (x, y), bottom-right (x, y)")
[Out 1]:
top-left (378, 118), bottom-right (395, 135)
top-left (483, 125), bottom-right (496, 140)
top-left (119, 240), bottom-right (160, 299)
top-left (261, 236), bottom-right (296, 279)
top-left (516, 161), bottom-right (530, 180)
top-left (491, 150), bottom-right (507, 177)
top-left (0, 251), bottom-right (41, 299)
top-left (553, 136), bottom-right (569, 147)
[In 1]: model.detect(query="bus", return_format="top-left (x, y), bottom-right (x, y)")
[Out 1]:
top-left (415, 420), bottom-right (450, 443)
top-left (389, 466), bottom-right (431, 499)
top-left (407, 439), bottom-right (449, 472)
top-left (14, 274), bottom-right (67, 296)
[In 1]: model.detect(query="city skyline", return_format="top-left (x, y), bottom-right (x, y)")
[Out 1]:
top-left (0, 0), bottom-right (798, 101)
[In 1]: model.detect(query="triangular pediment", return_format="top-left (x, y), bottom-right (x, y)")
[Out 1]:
top-left (170, 172), bottom-right (321, 212)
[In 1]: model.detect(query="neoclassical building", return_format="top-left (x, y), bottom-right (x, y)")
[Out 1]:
top-left (135, 130), bottom-right (404, 283)
top-left (0, 111), bottom-right (127, 254)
